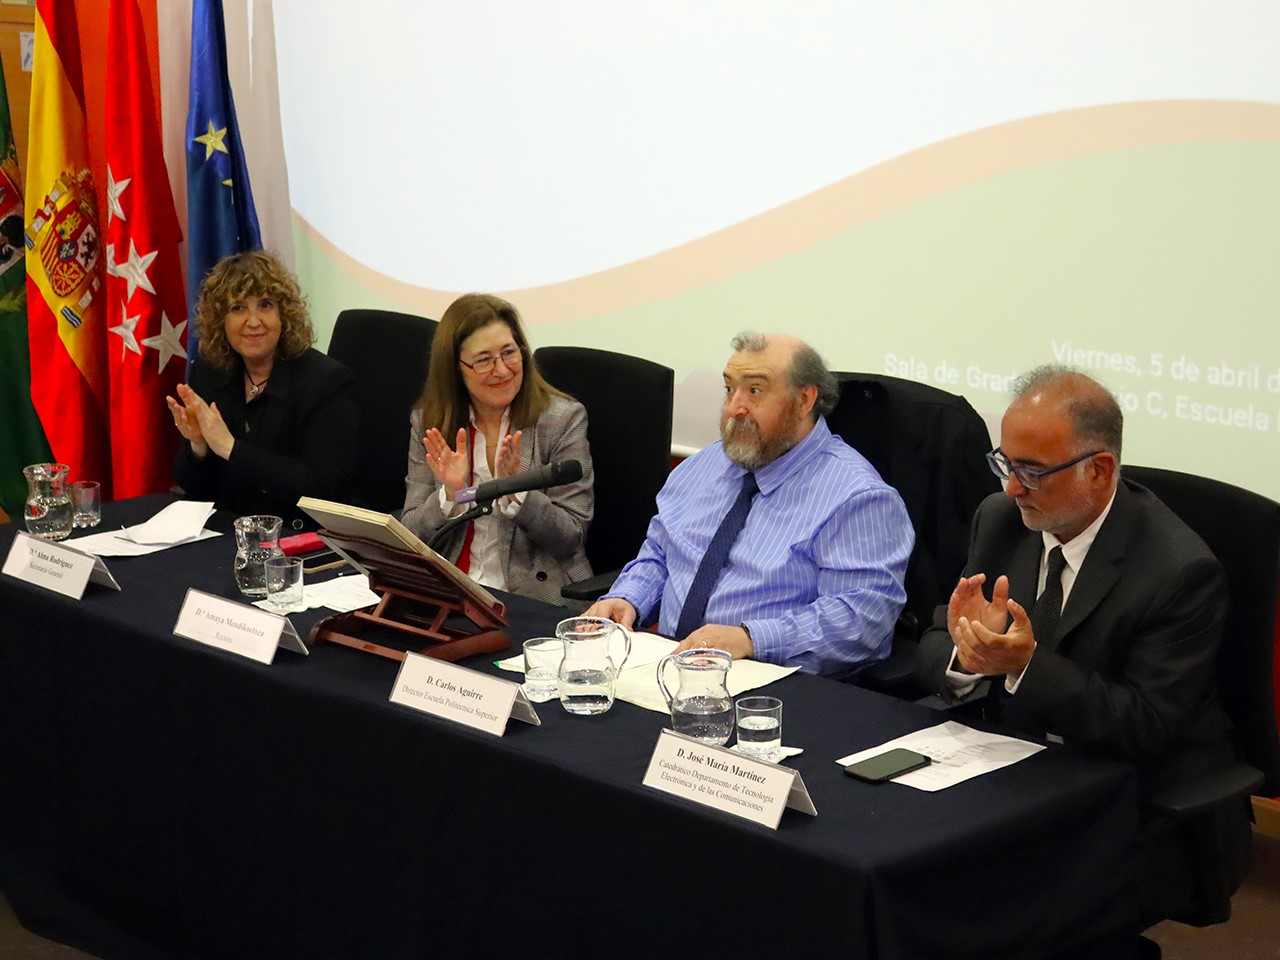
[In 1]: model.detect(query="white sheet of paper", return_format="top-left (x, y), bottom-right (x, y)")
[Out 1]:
top-left (123, 501), bottom-right (217, 545)
top-left (835, 721), bottom-right (1046, 792)
top-left (68, 527), bottom-right (222, 557)
top-left (251, 573), bottom-right (379, 613)
top-left (299, 573), bottom-right (380, 612)
top-left (496, 627), bottom-right (669, 670)
top-left (616, 655), bottom-right (797, 713)
top-left (615, 630), bottom-right (678, 672)
top-left (496, 629), bottom-right (795, 713)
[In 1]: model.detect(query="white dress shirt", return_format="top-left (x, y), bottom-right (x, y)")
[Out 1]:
top-left (436, 408), bottom-right (525, 591)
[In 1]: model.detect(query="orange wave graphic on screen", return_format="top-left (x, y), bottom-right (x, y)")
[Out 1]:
top-left (295, 100), bottom-right (1280, 323)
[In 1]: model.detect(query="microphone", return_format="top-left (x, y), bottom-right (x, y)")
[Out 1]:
top-left (454, 460), bottom-right (583, 505)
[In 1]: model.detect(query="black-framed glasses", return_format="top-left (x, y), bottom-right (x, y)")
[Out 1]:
top-left (459, 345), bottom-right (523, 377)
top-left (986, 447), bottom-right (1102, 491)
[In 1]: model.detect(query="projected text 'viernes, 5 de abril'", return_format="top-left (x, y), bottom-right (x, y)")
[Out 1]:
top-left (885, 343), bottom-right (1280, 434)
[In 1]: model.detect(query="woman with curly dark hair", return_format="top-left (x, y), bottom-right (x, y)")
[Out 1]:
top-left (166, 250), bottom-right (357, 527)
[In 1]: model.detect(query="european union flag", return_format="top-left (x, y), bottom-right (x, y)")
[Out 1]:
top-left (184, 0), bottom-right (261, 366)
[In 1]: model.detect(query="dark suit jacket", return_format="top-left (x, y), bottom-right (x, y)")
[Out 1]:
top-left (173, 349), bottom-right (358, 528)
top-left (917, 479), bottom-right (1234, 794)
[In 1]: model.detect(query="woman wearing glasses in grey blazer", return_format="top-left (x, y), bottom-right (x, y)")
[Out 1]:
top-left (401, 294), bottom-right (593, 604)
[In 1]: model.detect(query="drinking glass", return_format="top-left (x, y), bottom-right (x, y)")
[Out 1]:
top-left (522, 637), bottom-right (563, 703)
top-left (265, 556), bottom-right (304, 613)
top-left (70, 481), bottom-right (101, 528)
top-left (735, 696), bottom-right (782, 762)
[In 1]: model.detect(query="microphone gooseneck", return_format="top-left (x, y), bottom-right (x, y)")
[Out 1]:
top-left (454, 459), bottom-right (583, 505)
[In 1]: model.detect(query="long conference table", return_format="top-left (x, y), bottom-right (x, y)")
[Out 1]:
top-left (0, 496), bottom-right (1142, 960)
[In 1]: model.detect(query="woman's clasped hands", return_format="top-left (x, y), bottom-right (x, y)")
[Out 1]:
top-left (166, 382), bottom-right (235, 460)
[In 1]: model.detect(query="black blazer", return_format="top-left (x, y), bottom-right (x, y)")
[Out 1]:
top-left (173, 349), bottom-right (358, 528)
top-left (917, 479), bottom-right (1234, 794)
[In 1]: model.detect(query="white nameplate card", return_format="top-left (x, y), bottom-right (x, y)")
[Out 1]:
top-left (173, 588), bottom-right (308, 665)
top-left (642, 729), bottom-right (817, 830)
top-left (3, 531), bottom-right (121, 599)
top-left (389, 651), bottom-right (540, 736)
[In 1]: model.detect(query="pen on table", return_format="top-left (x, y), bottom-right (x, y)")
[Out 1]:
top-left (305, 557), bottom-right (349, 574)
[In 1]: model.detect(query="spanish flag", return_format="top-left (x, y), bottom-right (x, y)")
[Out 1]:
top-left (24, 0), bottom-right (111, 493)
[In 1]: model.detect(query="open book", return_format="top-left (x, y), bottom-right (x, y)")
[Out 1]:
top-left (296, 496), bottom-right (500, 612)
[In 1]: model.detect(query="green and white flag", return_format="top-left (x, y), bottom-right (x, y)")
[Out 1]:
top-left (0, 56), bottom-right (52, 518)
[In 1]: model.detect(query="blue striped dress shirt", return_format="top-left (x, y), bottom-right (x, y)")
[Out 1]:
top-left (605, 417), bottom-right (913, 677)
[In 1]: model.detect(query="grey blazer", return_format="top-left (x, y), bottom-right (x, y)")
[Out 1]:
top-left (400, 395), bottom-right (593, 605)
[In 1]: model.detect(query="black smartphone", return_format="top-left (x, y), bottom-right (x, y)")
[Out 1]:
top-left (843, 748), bottom-right (932, 783)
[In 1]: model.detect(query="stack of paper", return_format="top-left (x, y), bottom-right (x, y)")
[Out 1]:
top-left (69, 501), bottom-right (222, 557)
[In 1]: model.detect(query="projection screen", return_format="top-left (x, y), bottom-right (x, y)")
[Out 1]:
top-left (268, 1), bottom-right (1280, 500)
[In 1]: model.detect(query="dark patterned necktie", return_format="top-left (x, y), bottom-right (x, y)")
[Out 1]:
top-left (675, 471), bottom-right (758, 639)
top-left (1029, 546), bottom-right (1068, 650)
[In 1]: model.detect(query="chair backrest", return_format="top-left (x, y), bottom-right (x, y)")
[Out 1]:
top-left (534, 346), bottom-right (673, 576)
top-left (327, 309), bottom-right (437, 513)
top-left (1122, 465), bottom-right (1280, 797)
top-left (827, 373), bottom-right (999, 634)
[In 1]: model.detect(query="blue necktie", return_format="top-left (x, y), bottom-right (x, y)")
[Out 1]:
top-left (675, 471), bottom-right (758, 639)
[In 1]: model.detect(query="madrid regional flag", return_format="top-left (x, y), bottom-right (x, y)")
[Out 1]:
top-left (105, 0), bottom-right (188, 498)
top-left (24, 0), bottom-right (111, 492)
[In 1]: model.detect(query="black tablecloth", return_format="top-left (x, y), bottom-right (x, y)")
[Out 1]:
top-left (0, 497), bottom-right (1142, 960)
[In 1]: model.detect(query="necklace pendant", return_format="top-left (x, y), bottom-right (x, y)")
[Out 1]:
top-left (249, 383), bottom-right (259, 397)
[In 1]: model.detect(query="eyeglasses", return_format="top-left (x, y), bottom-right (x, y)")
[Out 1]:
top-left (459, 346), bottom-right (523, 377)
top-left (986, 447), bottom-right (1102, 491)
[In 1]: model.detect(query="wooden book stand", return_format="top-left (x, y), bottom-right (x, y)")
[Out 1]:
top-left (307, 530), bottom-right (509, 663)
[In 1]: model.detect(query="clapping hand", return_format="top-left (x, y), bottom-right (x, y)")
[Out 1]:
top-left (424, 427), bottom-right (470, 499)
top-left (166, 389), bottom-right (205, 453)
top-left (947, 573), bottom-right (1036, 676)
top-left (495, 431), bottom-right (523, 480)
top-left (166, 383), bottom-right (234, 460)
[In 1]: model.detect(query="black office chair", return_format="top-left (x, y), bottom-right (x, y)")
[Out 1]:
top-left (533, 346), bottom-right (673, 601)
top-left (827, 373), bottom-right (999, 695)
top-left (1123, 464), bottom-right (1279, 926)
top-left (327, 309), bottom-right (437, 513)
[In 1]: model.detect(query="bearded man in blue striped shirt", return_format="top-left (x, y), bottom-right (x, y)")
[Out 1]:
top-left (586, 333), bottom-right (913, 678)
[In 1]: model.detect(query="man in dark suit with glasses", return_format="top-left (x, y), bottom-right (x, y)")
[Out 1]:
top-left (917, 365), bottom-right (1249, 958)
